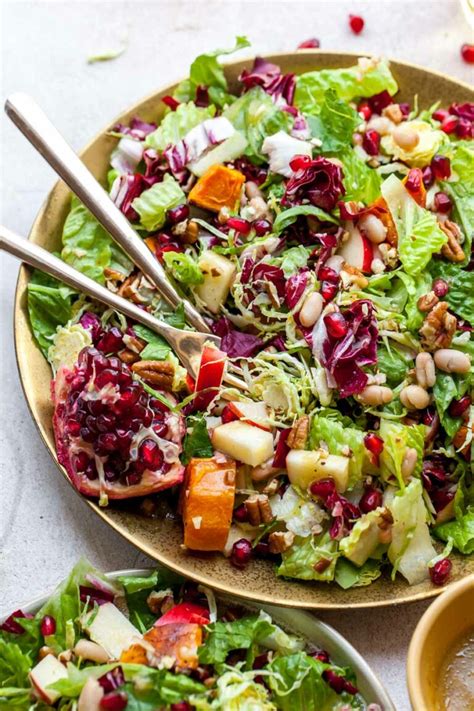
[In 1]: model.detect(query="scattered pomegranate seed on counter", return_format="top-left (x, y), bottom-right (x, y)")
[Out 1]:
top-left (429, 558), bottom-right (452, 586)
top-left (297, 37), bottom-right (320, 49)
top-left (349, 14), bottom-right (364, 34)
top-left (460, 43), bottom-right (474, 63)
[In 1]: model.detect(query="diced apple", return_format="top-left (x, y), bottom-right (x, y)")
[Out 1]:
top-left (30, 654), bottom-right (68, 704)
top-left (195, 251), bottom-right (236, 314)
top-left (83, 602), bottom-right (141, 659)
top-left (228, 401), bottom-right (271, 431)
top-left (286, 449), bottom-right (349, 493)
top-left (337, 223), bottom-right (374, 273)
top-left (190, 131), bottom-right (248, 177)
top-left (211, 421), bottom-right (274, 467)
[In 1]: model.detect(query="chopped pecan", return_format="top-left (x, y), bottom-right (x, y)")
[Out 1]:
top-left (104, 267), bottom-right (127, 282)
top-left (287, 416), bottom-right (309, 450)
top-left (340, 264), bottom-right (369, 289)
top-left (118, 348), bottom-right (140, 364)
top-left (382, 103), bottom-right (403, 124)
top-left (263, 478), bottom-right (281, 496)
top-left (147, 589), bottom-right (173, 614)
top-left (173, 219), bottom-right (199, 244)
top-left (118, 275), bottom-right (143, 304)
top-left (440, 220), bottom-right (465, 262)
top-left (453, 423), bottom-right (473, 459)
top-left (123, 334), bottom-right (146, 353)
top-left (419, 301), bottom-right (457, 351)
top-left (245, 494), bottom-right (273, 526)
top-left (268, 530), bottom-right (295, 554)
top-left (417, 291), bottom-right (439, 313)
top-left (377, 507), bottom-right (394, 530)
top-left (131, 360), bottom-right (174, 388)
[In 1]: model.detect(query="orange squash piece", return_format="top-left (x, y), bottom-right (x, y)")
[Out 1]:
top-left (144, 623), bottom-right (202, 669)
top-left (120, 643), bottom-right (148, 665)
top-left (182, 457), bottom-right (236, 551)
top-left (188, 164), bottom-right (245, 213)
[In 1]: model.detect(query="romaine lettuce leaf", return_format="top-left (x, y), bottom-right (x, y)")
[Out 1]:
top-left (0, 639), bottom-right (32, 694)
top-left (439, 140), bottom-right (474, 258)
top-left (279, 246), bottom-right (310, 278)
top-left (338, 147), bottom-right (381, 204)
top-left (433, 372), bottom-right (467, 438)
top-left (277, 532), bottom-right (338, 582)
top-left (340, 509), bottom-right (386, 567)
top-left (132, 174), bottom-right (185, 231)
top-left (334, 558), bottom-right (382, 589)
top-left (27, 271), bottom-right (77, 357)
top-left (163, 250), bottom-right (203, 285)
top-left (429, 261), bottom-right (474, 325)
top-left (309, 415), bottom-right (365, 487)
top-left (198, 613), bottom-right (274, 665)
top-left (118, 569), bottom-right (182, 633)
top-left (396, 269), bottom-right (432, 331)
top-left (376, 342), bottom-right (414, 387)
top-left (145, 102), bottom-right (215, 151)
top-left (132, 324), bottom-right (171, 361)
top-left (433, 510), bottom-right (474, 555)
top-left (379, 419), bottom-right (425, 487)
top-left (272, 204), bottom-right (337, 234)
top-left (381, 120), bottom-right (444, 166)
top-left (305, 89), bottom-right (360, 152)
top-left (192, 669), bottom-right (274, 710)
top-left (295, 58), bottom-right (398, 112)
top-left (381, 175), bottom-right (447, 275)
top-left (223, 86), bottom-right (293, 163)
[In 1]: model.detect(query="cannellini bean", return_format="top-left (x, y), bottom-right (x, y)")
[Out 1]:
top-left (415, 352), bottom-right (436, 389)
top-left (357, 385), bottom-right (394, 406)
top-left (401, 447), bottom-right (418, 480)
top-left (371, 258), bottom-right (386, 274)
top-left (392, 125), bottom-right (419, 151)
top-left (434, 349), bottom-right (472, 374)
top-left (245, 181), bottom-right (264, 200)
top-left (400, 384), bottom-right (431, 410)
top-left (358, 214), bottom-right (387, 244)
top-left (299, 292), bottom-right (324, 328)
top-left (78, 677), bottom-right (104, 711)
top-left (74, 639), bottom-right (110, 663)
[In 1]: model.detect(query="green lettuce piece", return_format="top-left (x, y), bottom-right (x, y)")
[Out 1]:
top-left (388, 478), bottom-right (437, 584)
top-left (381, 175), bottom-right (447, 275)
top-left (440, 140), bottom-right (474, 258)
top-left (295, 58), bottom-right (398, 112)
top-left (61, 196), bottom-right (133, 283)
top-left (223, 86), bottom-right (293, 162)
top-left (334, 558), bottom-right (382, 589)
top-left (338, 148), bottom-right (381, 204)
top-left (132, 324), bottom-right (171, 361)
top-left (433, 372), bottom-right (467, 439)
top-left (123, 672), bottom-right (206, 709)
top-left (277, 533), bottom-right (338, 582)
top-left (182, 414), bottom-right (214, 464)
top-left (145, 102), bottom-right (215, 151)
top-left (272, 204), bottom-right (337, 235)
top-left (175, 36), bottom-right (250, 107)
top-left (192, 669), bottom-right (275, 711)
top-left (0, 639), bottom-right (32, 703)
top-left (132, 174), bottom-right (185, 232)
top-left (27, 271), bottom-right (76, 357)
top-left (309, 415), bottom-right (365, 487)
top-left (163, 250), bottom-right (203, 285)
top-left (433, 510), bottom-right (474, 555)
top-left (279, 246), bottom-right (310, 278)
top-left (377, 343), bottom-right (414, 388)
top-left (379, 419), bottom-right (425, 487)
top-left (429, 261), bottom-right (474, 325)
top-left (118, 569), bottom-right (182, 633)
top-left (340, 509), bottom-right (386, 567)
top-left (396, 269), bottom-right (432, 331)
top-left (305, 89), bottom-right (360, 152)
top-left (198, 613), bottom-right (275, 665)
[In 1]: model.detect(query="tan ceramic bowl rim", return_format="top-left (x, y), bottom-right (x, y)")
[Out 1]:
top-left (13, 50), bottom-right (474, 610)
top-left (407, 573), bottom-right (474, 709)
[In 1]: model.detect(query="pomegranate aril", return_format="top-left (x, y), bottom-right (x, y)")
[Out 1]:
top-left (441, 116), bottom-right (458, 134)
top-left (84, 461), bottom-right (98, 480)
top-left (96, 414), bottom-right (116, 433)
top-left (431, 155), bottom-right (451, 180)
top-left (430, 558), bottom-right (452, 586)
top-left (253, 219), bottom-right (272, 236)
top-left (405, 168), bottom-right (423, 194)
top-left (85, 415), bottom-right (99, 433)
top-left (368, 90), bottom-right (393, 114)
top-left (233, 503), bottom-right (249, 523)
top-left (364, 432), bottom-right (384, 457)
top-left (104, 463), bottom-right (119, 481)
top-left (399, 103), bottom-right (410, 118)
top-left (95, 433), bottom-right (118, 455)
top-left (230, 538), bottom-right (252, 568)
top-left (422, 166), bottom-right (434, 189)
top-left (449, 395), bottom-right (471, 418)
top-left (167, 203), bottom-right (190, 225)
top-left (95, 369), bottom-right (118, 389)
top-left (254, 541), bottom-right (272, 557)
top-left (349, 14), bottom-right (364, 34)
top-left (320, 281), bottom-right (338, 301)
top-left (461, 43), bottom-right (474, 63)
top-left (434, 191), bottom-right (452, 214)
top-left (116, 429), bottom-right (133, 450)
top-left (96, 328), bottom-right (123, 354)
top-left (40, 615), bottom-right (56, 636)
top-left (170, 703), bottom-right (193, 711)
top-left (297, 37), bottom-right (320, 49)
top-left (80, 427), bottom-right (96, 444)
top-left (432, 278), bottom-right (449, 298)
top-left (289, 154), bottom-right (312, 171)
top-left (152, 422), bottom-right (168, 437)
top-left (359, 487), bottom-right (383, 513)
top-left (140, 440), bottom-right (164, 470)
top-left (324, 312), bottom-right (348, 338)
top-left (318, 265), bottom-right (339, 283)
top-left (74, 451), bottom-right (90, 472)
top-left (100, 691), bottom-right (128, 711)
top-left (87, 400), bottom-right (104, 416)
top-left (432, 108), bottom-right (450, 122)
top-left (358, 102), bottom-right (372, 121)
top-left (362, 129), bottom-right (380, 156)
top-left (314, 649), bottom-right (330, 663)
top-left (456, 118), bottom-right (473, 139)
top-left (227, 217), bottom-right (251, 235)
top-left (221, 405), bottom-right (238, 424)
top-left (67, 418), bottom-right (81, 436)
top-left (310, 477), bottom-right (337, 501)
top-left (128, 418), bottom-right (141, 433)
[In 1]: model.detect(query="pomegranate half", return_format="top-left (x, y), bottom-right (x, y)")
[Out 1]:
top-left (52, 347), bottom-right (185, 500)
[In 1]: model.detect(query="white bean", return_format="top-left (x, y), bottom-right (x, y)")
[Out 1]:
top-left (434, 349), bottom-right (472, 374)
top-left (78, 677), bottom-right (104, 711)
top-left (415, 352), bottom-right (436, 388)
top-left (299, 292), bottom-right (324, 327)
top-left (74, 639), bottom-right (110, 663)
top-left (401, 448), bottom-right (418, 480)
top-left (392, 125), bottom-right (419, 151)
top-left (400, 384), bottom-right (430, 410)
top-left (358, 214), bottom-right (387, 244)
top-left (371, 258), bottom-right (386, 274)
top-left (357, 385), bottom-right (394, 406)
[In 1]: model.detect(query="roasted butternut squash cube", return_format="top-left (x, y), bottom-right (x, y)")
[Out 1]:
top-left (143, 623), bottom-right (202, 669)
top-left (183, 457), bottom-right (236, 551)
top-left (120, 643), bottom-right (148, 665)
top-left (188, 164), bottom-right (245, 213)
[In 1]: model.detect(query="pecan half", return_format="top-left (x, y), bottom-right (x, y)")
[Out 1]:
top-left (268, 530), bottom-right (295, 554)
top-left (417, 291), bottom-right (439, 313)
top-left (440, 220), bottom-right (465, 262)
top-left (131, 360), bottom-right (174, 388)
top-left (118, 348), bottom-right (140, 364)
top-left (419, 301), bottom-right (457, 351)
top-left (245, 494), bottom-right (273, 526)
top-left (123, 334), bottom-right (146, 353)
top-left (287, 416), bottom-right (309, 450)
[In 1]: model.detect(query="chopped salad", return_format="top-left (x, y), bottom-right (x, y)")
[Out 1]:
top-left (27, 39), bottom-right (474, 590)
top-left (0, 559), bottom-right (377, 710)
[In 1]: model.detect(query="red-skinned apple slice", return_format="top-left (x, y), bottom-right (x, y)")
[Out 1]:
top-left (193, 345), bottom-right (227, 411)
top-left (30, 655), bottom-right (68, 704)
top-left (227, 401), bottom-right (271, 431)
top-left (338, 224), bottom-right (374, 273)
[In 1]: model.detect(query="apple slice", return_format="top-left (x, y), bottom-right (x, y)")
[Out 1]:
top-left (286, 449), bottom-right (349, 493)
top-left (83, 602), bottom-right (141, 659)
top-left (337, 223), bottom-right (374, 274)
top-left (211, 421), bottom-right (274, 467)
top-left (30, 654), bottom-right (68, 704)
top-left (228, 401), bottom-right (271, 431)
top-left (196, 251), bottom-right (236, 314)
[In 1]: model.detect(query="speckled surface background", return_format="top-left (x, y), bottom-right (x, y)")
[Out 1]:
top-left (1, 1), bottom-right (473, 709)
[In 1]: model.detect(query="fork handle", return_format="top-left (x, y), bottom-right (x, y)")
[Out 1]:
top-left (5, 92), bottom-right (211, 335)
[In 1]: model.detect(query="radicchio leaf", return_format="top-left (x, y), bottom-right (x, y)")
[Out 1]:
top-left (285, 269), bottom-right (309, 309)
top-left (239, 57), bottom-right (296, 105)
top-left (283, 157), bottom-right (345, 212)
top-left (113, 117), bottom-right (157, 139)
top-left (211, 317), bottom-right (263, 358)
